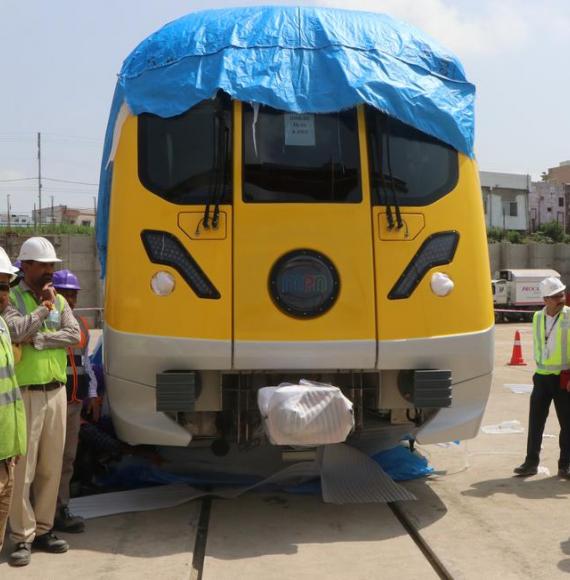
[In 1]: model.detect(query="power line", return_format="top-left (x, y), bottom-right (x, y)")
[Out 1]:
top-left (0, 176), bottom-right (98, 186)
top-left (0, 132), bottom-right (102, 143)
top-left (43, 177), bottom-right (99, 186)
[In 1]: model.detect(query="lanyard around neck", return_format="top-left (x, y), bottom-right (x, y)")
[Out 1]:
top-left (545, 312), bottom-right (561, 344)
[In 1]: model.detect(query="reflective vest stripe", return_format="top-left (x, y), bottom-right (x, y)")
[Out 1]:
top-left (0, 385), bottom-right (22, 406)
top-left (13, 288), bottom-right (27, 316)
top-left (0, 365), bottom-right (15, 380)
top-left (535, 311), bottom-right (543, 362)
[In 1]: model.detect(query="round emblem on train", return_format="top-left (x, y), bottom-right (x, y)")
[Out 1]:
top-left (269, 250), bottom-right (340, 318)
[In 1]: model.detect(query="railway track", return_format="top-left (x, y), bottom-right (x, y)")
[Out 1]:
top-left (190, 495), bottom-right (454, 580)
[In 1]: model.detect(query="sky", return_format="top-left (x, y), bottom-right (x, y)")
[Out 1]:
top-left (1, 0), bottom-right (569, 213)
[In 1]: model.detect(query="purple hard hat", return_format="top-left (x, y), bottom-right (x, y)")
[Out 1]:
top-left (13, 259), bottom-right (21, 270)
top-left (52, 269), bottom-right (81, 290)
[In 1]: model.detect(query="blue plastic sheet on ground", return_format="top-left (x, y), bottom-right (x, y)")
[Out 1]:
top-left (96, 6), bottom-right (475, 275)
top-left (371, 445), bottom-right (433, 481)
top-left (95, 444), bottom-right (432, 494)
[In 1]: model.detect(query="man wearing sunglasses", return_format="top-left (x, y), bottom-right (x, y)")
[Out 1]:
top-left (1, 237), bottom-right (80, 567)
top-left (514, 276), bottom-right (570, 478)
top-left (0, 247), bottom-right (26, 558)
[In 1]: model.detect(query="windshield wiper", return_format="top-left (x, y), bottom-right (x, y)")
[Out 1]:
top-left (212, 121), bottom-right (230, 229)
top-left (370, 131), bottom-right (394, 229)
top-left (385, 117), bottom-right (403, 229)
top-left (202, 110), bottom-right (224, 230)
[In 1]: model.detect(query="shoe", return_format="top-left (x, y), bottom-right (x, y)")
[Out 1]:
top-left (32, 531), bottom-right (69, 553)
top-left (9, 542), bottom-right (32, 567)
top-left (513, 462), bottom-right (538, 476)
top-left (558, 466), bottom-right (570, 479)
top-left (54, 505), bottom-right (85, 533)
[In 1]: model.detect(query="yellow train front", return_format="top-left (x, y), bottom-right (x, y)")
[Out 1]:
top-left (103, 93), bottom-right (494, 451)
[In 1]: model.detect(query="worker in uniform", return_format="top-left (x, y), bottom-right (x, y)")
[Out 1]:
top-left (52, 269), bottom-right (100, 533)
top-left (3, 237), bottom-right (80, 567)
top-left (514, 276), bottom-right (570, 478)
top-left (0, 248), bottom-right (26, 553)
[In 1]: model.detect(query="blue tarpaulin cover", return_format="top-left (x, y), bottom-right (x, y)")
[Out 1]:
top-left (96, 444), bottom-right (432, 492)
top-left (97, 5), bottom-right (475, 274)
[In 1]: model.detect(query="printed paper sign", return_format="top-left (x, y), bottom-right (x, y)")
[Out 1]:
top-left (284, 114), bottom-right (316, 146)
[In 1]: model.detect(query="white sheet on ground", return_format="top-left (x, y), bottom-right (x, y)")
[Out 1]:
top-left (504, 384), bottom-right (533, 394)
top-left (481, 420), bottom-right (524, 434)
top-left (69, 444), bottom-right (415, 519)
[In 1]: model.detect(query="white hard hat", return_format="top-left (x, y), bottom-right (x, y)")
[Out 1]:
top-left (0, 247), bottom-right (19, 281)
top-left (17, 237), bottom-right (61, 263)
top-left (540, 276), bottom-right (566, 298)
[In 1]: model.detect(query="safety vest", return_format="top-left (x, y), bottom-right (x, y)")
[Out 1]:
top-left (533, 306), bottom-right (570, 375)
top-left (66, 315), bottom-right (90, 402)
top-left (10, 285), bottom-right (67, 387)
top-left (0, 315), bottom-right (26, 461)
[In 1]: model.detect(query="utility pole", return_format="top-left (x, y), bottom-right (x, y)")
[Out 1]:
top-left (33, 203), bottom-right (37, 230)
top-left (7, 194), bottom-right (10, 229)
top-left (93, 196), bottom-right (97, 225)
top-left (37, 132), bottom-right (42, 227)
top-left (51, 195), bottom-right (55, 225)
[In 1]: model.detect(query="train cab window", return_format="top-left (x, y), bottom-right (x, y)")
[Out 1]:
top-left (138, 93), bottom-right (232, 204)
top-left (366, 106), bottom-right (458, 206)
top-left (242, 105), bottom-right (361, 203)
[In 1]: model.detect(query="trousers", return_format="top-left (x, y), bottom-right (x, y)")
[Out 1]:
top-left (0, 459), bottom-right (15, 552)
top-left (9, 386), bottom-right (66, 543)
top-left (57, 402), bottom-right (82, 507)
top-left (525, 373), bottom-right (570, 467)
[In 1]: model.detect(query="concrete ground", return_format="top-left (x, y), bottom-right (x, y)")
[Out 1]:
top-left (401, 322), bottom-right (570, 579)
top-left (2, 322), bottom-right (568, 579)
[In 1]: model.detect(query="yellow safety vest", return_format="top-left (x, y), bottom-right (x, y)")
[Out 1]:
top-left (533, 306), bottom-right (570, 375)
top-left (10, 286), bottom-right (67, 387)
top-left (0, 315), bottom-right (26, 460)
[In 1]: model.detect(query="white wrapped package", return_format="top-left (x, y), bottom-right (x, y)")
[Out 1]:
top-left (258, 380), bottom-right (354, 446)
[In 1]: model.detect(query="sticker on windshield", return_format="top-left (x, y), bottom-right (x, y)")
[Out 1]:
top-left (284, 114), bottom-right (316, 147)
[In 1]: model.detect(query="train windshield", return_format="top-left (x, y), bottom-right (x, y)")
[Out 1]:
top-left (366, 106), bottom-right (458, 206)
top-left (138, 93), bottom-right (232, 204)
top-left (243, 105), bottom-right (361, 203)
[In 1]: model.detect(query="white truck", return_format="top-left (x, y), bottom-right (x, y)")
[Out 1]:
top-left (492, 269), bottom-right (562, 322)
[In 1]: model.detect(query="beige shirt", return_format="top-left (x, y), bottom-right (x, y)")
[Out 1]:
top-left (2, 280), bottom-right (80, 350)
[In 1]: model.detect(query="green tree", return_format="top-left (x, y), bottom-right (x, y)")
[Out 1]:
top-left (537, 221), bottom-right (565, 243)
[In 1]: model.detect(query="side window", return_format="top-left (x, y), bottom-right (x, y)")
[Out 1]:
top-left (138, 92), bottom-right (232, 204)
top-left (366, 106), bottom-right (458, 206)
top-left (243, 105), bottom-right (361, 203)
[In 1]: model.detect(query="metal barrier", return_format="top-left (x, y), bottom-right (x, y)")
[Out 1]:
top-left (494, 308), bottom-right (538, 323)
top-left (75, 307), bottom-right (103, 329)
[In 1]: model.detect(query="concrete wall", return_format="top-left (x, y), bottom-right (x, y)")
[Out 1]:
top-left (489, 241), bottom-right (570, 287)
top-left (0, 233), bottom-right (102, 328)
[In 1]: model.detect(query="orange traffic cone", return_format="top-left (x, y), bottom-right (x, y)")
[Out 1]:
top-left (508, 330), bottom-right (527, 366)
